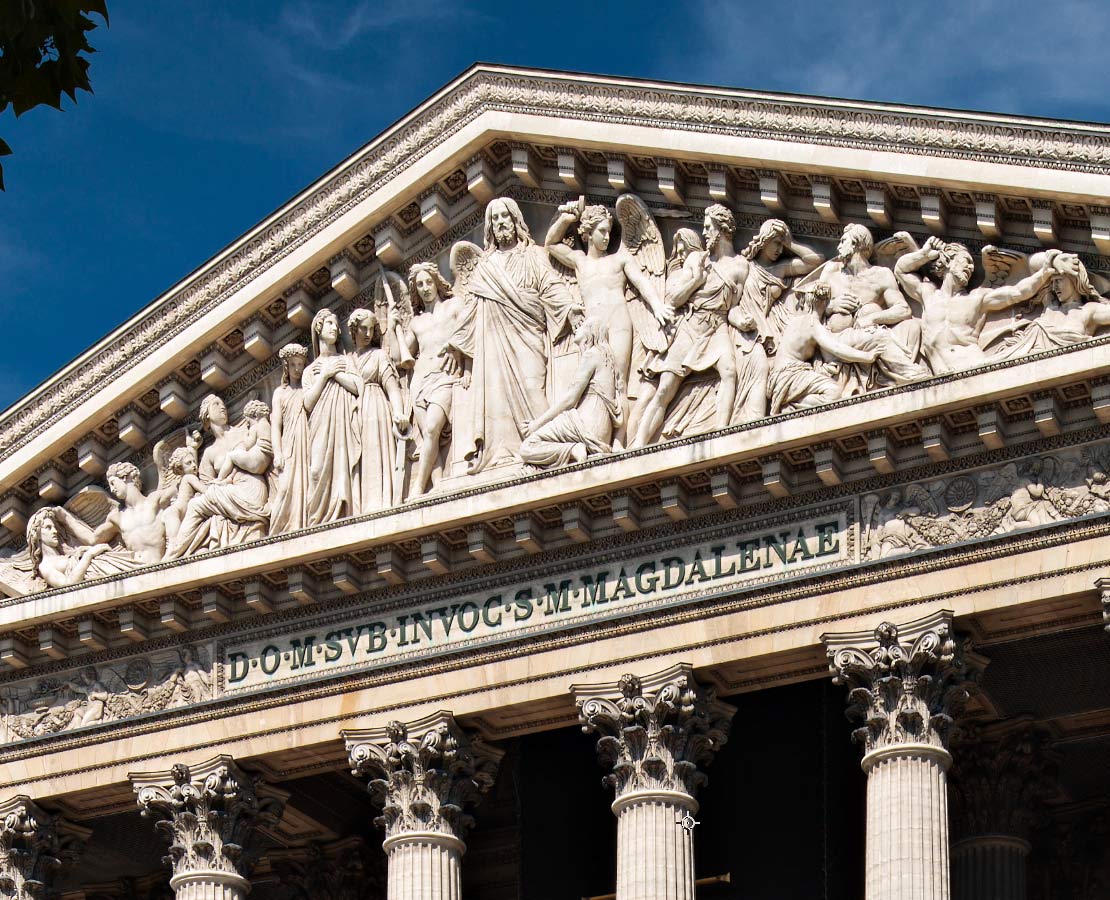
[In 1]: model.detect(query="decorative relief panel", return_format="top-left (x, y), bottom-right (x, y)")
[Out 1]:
top-left (4, 190), bottom-right (1110, 600)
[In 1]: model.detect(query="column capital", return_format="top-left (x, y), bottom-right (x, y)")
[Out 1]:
top-left (0, 796), bottom-right (90, 900)
top-left (950, 722), bottom-right (1058, 843)
top-left (823, 609), bottom-right (984, 758)
top-left (271, 836), bottom-right (385, 900)
top-left (571, 662), bottom-right (735, 800)
top-left (130, 755), bottom-right (286, 886)
top-left (343, 711), bottom-right (503, 845)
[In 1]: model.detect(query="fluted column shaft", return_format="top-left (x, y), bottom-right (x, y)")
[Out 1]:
top-left (613, 790), bottom-right (696, 900)
top-left (383, 832), bottom-right (463, 900)
top-left (572, 664), bottom-right (735, 900)
top-left (170, 871), bottom-right (250, 900)
top-left (863, 745), bottom-right (952, 900)
top-left (823, 611), bottom-right (982, 900)
top-left (951, 835), bottom-right (1029, 900)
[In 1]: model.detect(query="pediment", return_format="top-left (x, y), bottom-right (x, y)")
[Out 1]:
top-left (2, 63), bottom-right (1110, 656)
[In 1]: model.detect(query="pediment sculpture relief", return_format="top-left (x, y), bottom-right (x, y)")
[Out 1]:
top-left (3, 191), bottom-right (1110, 594)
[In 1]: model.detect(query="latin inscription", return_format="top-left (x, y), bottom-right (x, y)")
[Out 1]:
top-left (222, 511), bottom-right (850, 692)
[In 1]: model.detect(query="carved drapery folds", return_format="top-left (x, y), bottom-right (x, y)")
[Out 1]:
top-left (824, 609), bottom-right (981, 759)
top-left (0, 797), bottom-right (88, 900)
top-left (344, 711), bottom-right (503, 844)
top-left (6, 186), bottom-right (1110, 601)
top-left (572, 663), bottom-right (735, 801)
top-left (130, 756), bottom-right (285, 894)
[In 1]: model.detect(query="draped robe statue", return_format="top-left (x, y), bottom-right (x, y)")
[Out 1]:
top-left (449, 198), bottom-right (576, 472)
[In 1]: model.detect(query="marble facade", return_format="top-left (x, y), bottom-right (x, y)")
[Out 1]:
top-left (0, 66), bottom-right (1109, 899)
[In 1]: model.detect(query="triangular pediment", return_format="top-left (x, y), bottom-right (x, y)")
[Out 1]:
top-left (1, 62), bottom-right (1109, 619)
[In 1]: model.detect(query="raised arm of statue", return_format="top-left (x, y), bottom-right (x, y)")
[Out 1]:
top-left (544, 203), bottom-right (586, 272)
top-left (982, 265), bottom-right (1055, 312)
top-left (771, 237), bottom-right (824, 279)
top-left (57, 506), bottom-right (117, 547)
top-left (895, 247), bottom-right (939, 304)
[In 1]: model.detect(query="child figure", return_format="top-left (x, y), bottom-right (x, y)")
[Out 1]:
top-left (163, 437), bottom-right (206, 543)
top-left (216, 401), bottom-right (272, 481)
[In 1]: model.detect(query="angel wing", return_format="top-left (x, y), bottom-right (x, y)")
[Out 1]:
top-left (616, 194), bottom-right (669, 353)
top-left (980, 245), bottom-right (1030, 288)
top-left (64, 486), bottom-right (117, 528)
top-left (873, 232), bottom-right (920, 271)
top-left (370, 268), bottom-right (415, 370)
top-left (449, 241), bottom-right (483, 301)
top-left (904, 482), bottom-right (940, 518)
top-left (860, 493), bottom-right (881, 551)
top-left (153, 438), bottom-right (181, 494)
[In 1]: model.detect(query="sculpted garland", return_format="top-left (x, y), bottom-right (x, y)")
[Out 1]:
top-left (3, 194), bottom-right (1109, 594)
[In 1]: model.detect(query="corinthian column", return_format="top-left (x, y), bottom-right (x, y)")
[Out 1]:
top-left (949, 725), bottom-right (1056, 900)
top-left (571, 663), bottom-right (736, 900)
top-left (130, 756), bottom-right (286, 900)
top-left (823, 610), bottom-right (982, 900)
top-left (0, 796), bottom-right (89, 900)
top-left (344, 711), bottom-right (503, 900)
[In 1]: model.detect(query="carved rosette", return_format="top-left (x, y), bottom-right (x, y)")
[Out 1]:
top-left (572, 663), bottom-right (736, 801)
top-left (344, 711), bottom-right (503, 845)
top-left (130, 756), bottom-right (285, 886)
top-left (823, 610), bottom-right (982, 760)
top-left (950, 724), bottom-right (1058, 843)
top-left (0, 797), bottom-right (89, 900)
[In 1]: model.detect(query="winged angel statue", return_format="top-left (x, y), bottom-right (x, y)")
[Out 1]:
top-left (544, 194), bottom-right (675, 432)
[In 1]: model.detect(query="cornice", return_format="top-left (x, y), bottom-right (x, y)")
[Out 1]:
top-left (4, 65), bottom-right (1110, 479)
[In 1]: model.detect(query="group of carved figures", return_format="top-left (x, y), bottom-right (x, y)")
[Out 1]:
top-left (0, 645), bottom-right (211, 741)
top-left (9, 194), bottom-right (1110, 591)
top-left (862, 445), bottom-right (1110, 561)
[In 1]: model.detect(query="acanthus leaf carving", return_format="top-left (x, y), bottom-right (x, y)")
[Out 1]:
top-left (824, 610), bottom-right (983, 756)
top-left (0, 796), bottom-right (89, 900)
top-left (573, 664), bottom-right (735, 799)
top-left (131, 757), bottom-right (284, 881)
top-left (345, 712), bottom-right (503, 843)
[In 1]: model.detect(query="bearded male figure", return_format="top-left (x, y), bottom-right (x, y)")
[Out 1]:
top-left (806, 223), bottom-right (929, 390)
top-left (895, 238), bottom-right (1058, 373)
top-left (448, 197), bottom-right (577, 472)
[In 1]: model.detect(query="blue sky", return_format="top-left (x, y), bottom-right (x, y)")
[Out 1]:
top-left (3, 0), bottom-right (1109, 410)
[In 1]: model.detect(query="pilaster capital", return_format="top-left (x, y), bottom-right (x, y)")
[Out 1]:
top-left (822, 610), bottom-right (985, 756)
top-left (1097, 576), bottom-right (1110, 634)
top-left (571, 662), bottom-right (736, 800)
top-left (343, 711), bottom-right (503, 844)
top-left (0, 796), bottom-right (90, 900)
top-left (271, 836), bottom-right (384, 900)
top-left (949, 723), bottom-right (1058, 842)
top-left (130, 755), bottom-right (286, 883)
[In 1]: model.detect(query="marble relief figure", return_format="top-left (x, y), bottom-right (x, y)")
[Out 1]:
top-left (544, 195), bottom-right (674, 442)
top-left (894, 238), bottom-right (1058, 374)
top-left (631, 204), bottom-right (750, 447)
top-left (519, 317), bottom-right (623, 468)
top-left (405, 262), bottom-right (468, 497)
top-left (447, 197), bottom-right (577, 472)
top-left (268, 343), bottom-right (311, 534)
top-left (802, 225), bottom-right (929, 393)
top-left (303, 309), bottom-right (362, 524)
top-left (347, 308), bottom-right (409, 513)
top-left (11, 186), bottom-right (1110, 592)
top-left (164, 397), bottom-right (272, 558)
top-left (25, 506), bottom-right (141, 588)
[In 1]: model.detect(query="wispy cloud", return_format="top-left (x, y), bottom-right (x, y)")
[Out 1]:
top-left (677, 0), bottom-right (1110, 120)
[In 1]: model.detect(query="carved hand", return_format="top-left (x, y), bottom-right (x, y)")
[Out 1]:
top-left (653, 302), bottom-right (675, 328)
top-left (827, 294), bottom-right (861, 316)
